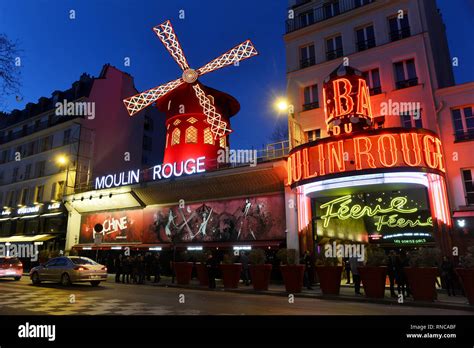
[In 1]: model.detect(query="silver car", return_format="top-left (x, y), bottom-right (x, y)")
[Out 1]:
top-left (30, 256), bottom-right (107, 287)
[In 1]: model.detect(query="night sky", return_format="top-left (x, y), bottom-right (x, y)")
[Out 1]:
top-left (0, 0), bottom-right (472, 150)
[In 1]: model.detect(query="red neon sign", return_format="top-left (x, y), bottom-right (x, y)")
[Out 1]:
top-left (323, 65), bottom-right (373, 135)
top-left (287, 129), bottom-right (445, 186)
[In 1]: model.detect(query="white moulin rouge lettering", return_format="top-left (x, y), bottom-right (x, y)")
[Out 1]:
top-left (94, 157), bottom-right (206, 190)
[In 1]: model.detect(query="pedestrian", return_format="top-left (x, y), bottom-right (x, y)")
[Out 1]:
top-left (344, 258), bottom-right (351, 284)
top-left (240, 251), bottom-right (250, 286)
top-left (131, 256), bottom-right (138, 284)
top-left (440, 256), bottom-right (456, 296)
top-left (349, 256), bottom-right (362, 295)
top-left (122, 256), bottom-right (130, 284)
top-left (138, 255), bottom-right (146, 284)
top-left (396, 250), bottom-right (410, 298)
top-left (114, 254), bottom-right (123, 283)
top-left (206, 253), bottom-right (218, 289)
top-left (153, 253), bottom-right (161, 283)
top-left (387, 250), bottom-right (398, 298)
top-left (302, 250), bottom-right (313, 290)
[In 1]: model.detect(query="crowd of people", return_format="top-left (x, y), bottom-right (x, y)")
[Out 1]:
top-left (113, 253), bottom-right (162, 284)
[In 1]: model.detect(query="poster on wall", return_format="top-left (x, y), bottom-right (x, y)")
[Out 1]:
top-left (79, 194), bottom-right (286, 244)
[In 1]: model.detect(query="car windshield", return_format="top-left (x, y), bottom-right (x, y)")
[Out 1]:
top-left (71, 257), bottom-right (98, 265)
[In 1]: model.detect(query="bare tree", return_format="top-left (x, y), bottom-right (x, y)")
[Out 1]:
top-left (269, 119), bottom-right (289, 143)
top-left (0, 34), bottom-right (21, 105)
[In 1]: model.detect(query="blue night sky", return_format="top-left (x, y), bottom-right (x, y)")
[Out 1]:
top-left (0, 0), bottom-right (473, 150)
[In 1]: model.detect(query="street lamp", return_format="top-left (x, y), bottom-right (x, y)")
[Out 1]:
top-left (55, 154), bottom-right (70, 199)
top-left (275, 98), bottom-right (289, 113)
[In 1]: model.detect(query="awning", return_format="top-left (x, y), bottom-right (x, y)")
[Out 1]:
top-left (453, 211), bottom-right (474, 218)
top-left (0, 234), bottom-right (58, 243)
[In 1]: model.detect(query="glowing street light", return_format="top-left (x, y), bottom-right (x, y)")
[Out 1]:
top-left (56, 155), bottom-right (68, 166)
top-left (275, 98), bottom-right (289, 113)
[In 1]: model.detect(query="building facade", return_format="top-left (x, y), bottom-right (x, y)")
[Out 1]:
top-left (284, 0), bottom-right (474, 254)
top-left (0, 64), bottom-right (164, 257)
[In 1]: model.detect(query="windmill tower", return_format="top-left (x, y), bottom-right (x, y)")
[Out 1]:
top-left (123, 20), bottom-right (258, 170)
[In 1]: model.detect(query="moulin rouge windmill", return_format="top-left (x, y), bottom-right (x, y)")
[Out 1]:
top-left (123, 20), bottom-right (258, 169)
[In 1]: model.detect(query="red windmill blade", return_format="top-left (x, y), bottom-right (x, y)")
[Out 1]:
top-left (123, 19), bottom-right (258, 138)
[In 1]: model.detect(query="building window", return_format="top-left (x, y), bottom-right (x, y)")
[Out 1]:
top-left (400, 110), bottom-right (422, 129)
top-left (143, 135), bottom-right (152, 151)
top-left (0, 149), bottom-right (9, 164)
top-left (326, 35), bottom-right (343, 61)
top-left (452, 106), bottom-right (474, 141)
top-left (51, 181), bottom-right (64, 201)
top-left (219, 137), bottom-right (226, 148)
top-left (298, 10), bottom-right (315, 29)
top-left (355, 0), bottom-right (374, 7)
top-left (389, 12), bottom-right (411, 42)
top-left (6, 191), bottom-right (14, 207)
top-left (27, 141), bottom-right (36, 156)
top-left (34, 161), bottom-right (46, 177)
top-left (356, 25), bottom-right (375, 51)
top-left (300, 44), bottom-right (315, 69)
top-left (185, 126), bottom-right (198, 144)
top-left (462, 169), bottom-right (474, 205)
top-left (203, 128), bottom-right (214, 145)
top-left (12, 167), bottom-right (19, 183)
top-left (19, 188), bottom-right (29, 206)
top-left (0, 192), bottom-right (3, 208)
top-left (41, 136), bottom-right (53, 152)
top-left (394, 59), bottom-right (417, 89)
top-left (306, 129), bottom-right (321, 142)
top-left (144, 116), bottom-right (154, 131)
top-left (34, 185), bottom-right (44, 203)
top-left (323, 1), bottom-right (340, 20)
top-left (362, 68), bottom-right (381, 95)
top-left (171, 128), bottom-right (181, 146)
top-left (303, 84), bottom-right (319, 110)
top-left (24, 163), bottom-right (32, 180)
top-left (63, 129), bottom-right (71, 145)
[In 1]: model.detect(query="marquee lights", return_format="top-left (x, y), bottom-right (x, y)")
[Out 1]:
top-left (287, 130), bottom-right (445, 186)
top-left (319, 195), bottom-right (433, 231)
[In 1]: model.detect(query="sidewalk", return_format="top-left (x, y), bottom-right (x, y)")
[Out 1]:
top-left (136, 275), bottom-right (474, 313)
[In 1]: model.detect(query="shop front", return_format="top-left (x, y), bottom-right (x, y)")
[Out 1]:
top-left (287, 65), bottom-right (452, 255)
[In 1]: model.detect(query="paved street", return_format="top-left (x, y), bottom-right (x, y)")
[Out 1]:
top-left (0, 276), bottom-right (471, 315)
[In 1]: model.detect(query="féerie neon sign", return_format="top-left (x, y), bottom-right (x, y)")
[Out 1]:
top-left (319, 195), bottom-right (433, 231)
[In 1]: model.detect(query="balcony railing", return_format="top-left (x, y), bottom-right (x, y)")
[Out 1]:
top-left (390, 27), bottom-right (411, 42)
top-left (455, 130), bottom-right (474, 142)
top-left (300, 57), bottom-right (316, 69)
top-left (356, 38), bottom-right (376, 52)
top-left (326, 48), bottom-right (344, 61)
top-left (303, 101), bottom-right (319, 111)
top-left (395, 77), bottom-right (418, 90)
top-left (286, 0), bottom-right (375, 34)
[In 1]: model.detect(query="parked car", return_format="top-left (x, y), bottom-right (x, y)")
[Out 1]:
top-left (0, 257), bottom-right (23, 280)
top-left (30, 256), bottom-right (107, 287)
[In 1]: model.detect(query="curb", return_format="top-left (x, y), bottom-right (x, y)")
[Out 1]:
top-left (150, 282), bottom-right (474, 313)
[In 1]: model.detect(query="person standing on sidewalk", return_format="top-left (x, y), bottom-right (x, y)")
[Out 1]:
top-left (344, 258), bottom-right (351, 284)
top-left (302, 250), bottom-right (313, 290)
top-left (206, 253), bottom-right (218, 289)
top-left (387, 250), bottom-right (398, 298)
top-left (114, 254), bottom-right (123, 283)
top-left (122, 256), bottom-right (130, 284)
top-left (440, 256), bottom-right (456, 296)
top-left (349, 256), bottom-right (362, 295)
top-left (152, 253), bottom-right (161, 283)
top-left (240, 251), bottom-right (250, 286)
